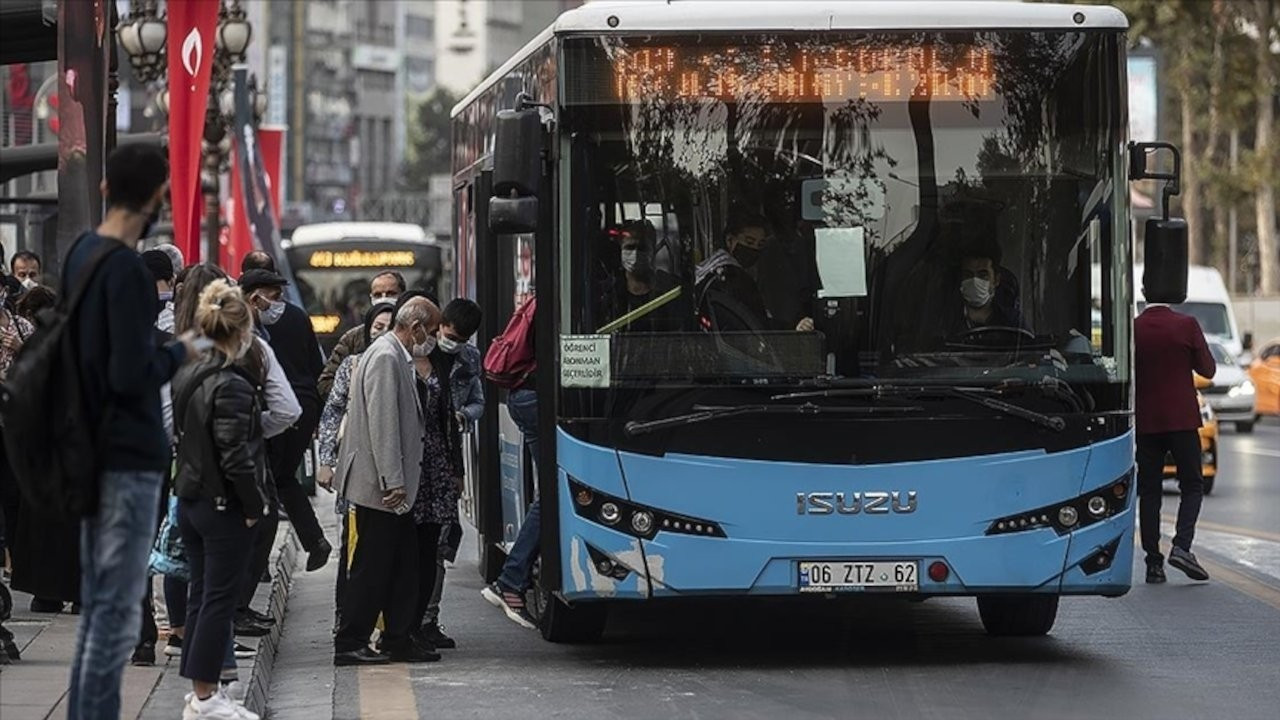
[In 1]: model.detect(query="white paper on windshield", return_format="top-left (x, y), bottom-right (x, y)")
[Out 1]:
top-left (815, 227), bottom-right (868, 298)
top-left (560, 334), bottom-right (611, 388)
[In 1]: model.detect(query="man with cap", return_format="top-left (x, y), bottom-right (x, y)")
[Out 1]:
top-left (238, 269), bottom-right (332, 575)
top-left (141, 250), bottom-right (176, 333)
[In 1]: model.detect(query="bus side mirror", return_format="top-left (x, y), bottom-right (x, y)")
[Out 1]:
top-left (1130, 141), bottom-right (1188, 304)
top-left (492, 108), bottom-right (542, 198)
top-left (1143, 218), bottom-right (1188, 304)
top-left (489, 196), bottom-right (539, 235)
top-left (489, 107), bottom-right (544, 235)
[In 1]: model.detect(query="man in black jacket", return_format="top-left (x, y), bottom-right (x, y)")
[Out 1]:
top-left (238, 266), bottom-right (331, 574)
top-left (63, 144), bottom-right (196, 720)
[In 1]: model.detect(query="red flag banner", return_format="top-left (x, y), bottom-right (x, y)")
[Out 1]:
top-left (257, 126), bottom-right (285, 223)
top-left (166, 0), bottom-right (220, 264)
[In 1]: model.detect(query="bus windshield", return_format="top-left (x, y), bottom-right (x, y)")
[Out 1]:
top-left (562, 31), bottom-right (1127, 395)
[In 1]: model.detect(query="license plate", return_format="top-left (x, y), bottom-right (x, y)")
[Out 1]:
top-left (798, 560), bottom-right (919, 592)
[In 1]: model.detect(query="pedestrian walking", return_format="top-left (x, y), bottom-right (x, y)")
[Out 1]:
top-left (0, 273), bottom-right (34, 665)
top-left (171, 279), bottom-right (267, 720)
top-left (332, 297), bottom-right (438, 666)
top-left (480, 297), bottom-right (540, 629)
top-left (1135, 302), bottom-right (1217, 584)
top-left (60, 144), bottom-right (197, 720)
top-left (238, 263), bottom-right (332, 573)
top-left (143, 249), bottom-right (178, 333)
top-left (420, 298), bottom-right (484, 649)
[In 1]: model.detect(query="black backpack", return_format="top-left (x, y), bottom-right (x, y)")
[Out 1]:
top-left (0, 236), bottom-right (125, 519)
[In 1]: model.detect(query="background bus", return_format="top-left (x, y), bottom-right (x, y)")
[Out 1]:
top-left (453, 1), bottom-right (1186, 643)
top-left (283, 222), bottom-right (452, 350)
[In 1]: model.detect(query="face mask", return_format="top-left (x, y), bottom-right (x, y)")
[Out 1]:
top-left (731, 244), bottom-right (760, 269)
top-left (260, 299), bottom-right (286, 325)
top-left (960, 277), bottom-right (994, 309)
top-left (158, 290), bottom-right (174, 302)
top-left (411, 326), bottom-right (437, 357)
top-left (371, 294), bottom-right (398, 306)
top-left (438, 336), bottom-right (462, 354)
top-left (621, 248), bottom-right (653, 277)
top-left (20, 277), bottom-right (37, 290)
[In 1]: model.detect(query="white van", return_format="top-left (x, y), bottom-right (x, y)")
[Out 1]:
top-left (1134, 265), bottom-right (1246, 360)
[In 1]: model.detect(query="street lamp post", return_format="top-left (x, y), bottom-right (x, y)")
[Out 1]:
top-left (115, 0), bottom-right (261, 266)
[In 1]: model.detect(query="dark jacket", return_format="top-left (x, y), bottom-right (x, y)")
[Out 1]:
top-left (318, 324), bottom-right (366, 398)
top-left (428, 349), bottom-right (465, 477)
top-left (64, 231), bottom-right (186, 473)
top-left (171, 355), bottom-right (269, 519)
top-left (1135, 305), bottom-right (1216, 435)
top-left (264, 302), bottom-right (324, 407)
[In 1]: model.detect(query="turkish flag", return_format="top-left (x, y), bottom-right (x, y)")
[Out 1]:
top-left (166, 0), bottom-right (220, 264)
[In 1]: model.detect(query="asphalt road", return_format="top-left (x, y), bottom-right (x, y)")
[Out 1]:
top-left (1198, 415), bottom-right (1280, 537)
top-left (306, 419), bottom-right (1280, 720)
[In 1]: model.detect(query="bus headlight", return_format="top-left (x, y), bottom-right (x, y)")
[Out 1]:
top-left (569, 477), bottom-right (726, 540)
top-left (987, 471), bottom-right (1132, 536)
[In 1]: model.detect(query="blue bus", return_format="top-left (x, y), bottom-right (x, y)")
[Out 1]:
top-left (450, 1), bottom-right (1188, 641)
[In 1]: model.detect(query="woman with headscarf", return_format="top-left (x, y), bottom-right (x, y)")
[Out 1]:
top-left (315, 301), bottom-right (397, 621)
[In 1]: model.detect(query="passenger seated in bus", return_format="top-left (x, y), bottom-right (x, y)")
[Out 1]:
top-left (694, 214), bottom-right (775, 333)
top-left (948, 238), bottom-right (1029, 336)
top-left (695, 214), bottom-right (814, 334)
top-left (599, 220), bottom-right (688, 332)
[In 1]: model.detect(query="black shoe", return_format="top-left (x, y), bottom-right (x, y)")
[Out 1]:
top-left (1145, 563), bottom-right (1167, 584)
top-left (383, 643), bottom-right (441, 663)
top-left (163, 635), bottom-right (183, 657)
top-left (234, 616), bottom-right (272, 637)
top-left (131, 642), bottom-right (156, 666)
top-left (3, 637), bottom-right (21, 661)
top-left (334, 647), bottom-right (391, 666)
top-left (422, 622), bottom-right (456, 650)
top-left (1169, 547), bottom-right (1210, 581)
top-left (240, 608), bottom-right (276, 626)
top-left (307, 538), bottom-right (333, 572)
top-left (29, 597), bottom-right (63, 613)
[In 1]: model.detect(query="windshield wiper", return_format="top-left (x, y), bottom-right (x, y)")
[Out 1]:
top-left (624, 402), bottom-right (922, 437)
top-left (773, 382), bottom-right (1067, 433)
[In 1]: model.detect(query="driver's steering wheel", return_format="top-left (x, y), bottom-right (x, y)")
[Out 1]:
top-left (958, 325), bottom-right (1036, 343)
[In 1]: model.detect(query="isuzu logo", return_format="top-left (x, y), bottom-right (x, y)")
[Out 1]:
top-left (796, 491), bottom-right (918, 515)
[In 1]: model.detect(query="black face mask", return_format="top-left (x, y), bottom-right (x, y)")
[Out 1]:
top-left (731, 244), bottom-right (761, 269)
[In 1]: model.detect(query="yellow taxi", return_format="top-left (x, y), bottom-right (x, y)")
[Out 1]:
top-left (1164, 377), bottom-right (1218, 494)
top-left (1249, 337), bottom-right (1280, 419)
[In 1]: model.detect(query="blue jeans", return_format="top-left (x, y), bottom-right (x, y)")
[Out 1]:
top-left (67, 470), bottom-right (163, 720)
top-left (498, 390), bottom-right (540, 593)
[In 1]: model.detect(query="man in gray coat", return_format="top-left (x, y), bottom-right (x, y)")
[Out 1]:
top-left (333, 297), bottom-right (440, 665)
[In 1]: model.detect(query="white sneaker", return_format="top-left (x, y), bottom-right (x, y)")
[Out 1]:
top-left (183, 693), bottom-right (198, 720)
top-left (188, 690), bottom-right (259, 720)
top-left (222, 680), bottom-right (246, 703)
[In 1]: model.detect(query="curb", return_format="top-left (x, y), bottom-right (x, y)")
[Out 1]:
top-left (245, 522), bottom-right (303, 716)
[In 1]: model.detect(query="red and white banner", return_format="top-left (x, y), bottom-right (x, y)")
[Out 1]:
top-left (166, 0), bottom-right (220, 263)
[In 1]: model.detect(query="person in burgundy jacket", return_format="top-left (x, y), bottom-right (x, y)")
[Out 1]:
top-left (1134, 303), bottom-right (1216, 584)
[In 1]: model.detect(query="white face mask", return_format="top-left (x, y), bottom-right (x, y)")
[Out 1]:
top-left (411, 327), bottom-right (437, 357)
top-left (260, 299), bottom-right (286, 326)
top-left (371, 294), bottom-right (398, 307)
top-left (20, 277), bottom-right (38, 290)
top-left (960, 277), bottom-right (993, 309)
top-left (620, 249), bottom-right (638, 272)
top-left (438, 336), bottom-right (462, 354)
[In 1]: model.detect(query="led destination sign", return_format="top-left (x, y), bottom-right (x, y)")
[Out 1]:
top-left (307, 250), bottom-right (418, 269)
top-left (608, 44), bottom-right (996, 103)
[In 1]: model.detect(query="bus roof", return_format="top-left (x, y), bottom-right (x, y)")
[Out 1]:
top-left (285, 222), bottom-right (436, 248)
top-left (451, 0), bottom-right (1127, 118)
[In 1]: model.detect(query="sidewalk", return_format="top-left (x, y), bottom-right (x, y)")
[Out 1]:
top-left (0, 514), bottom-right (303, 720)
